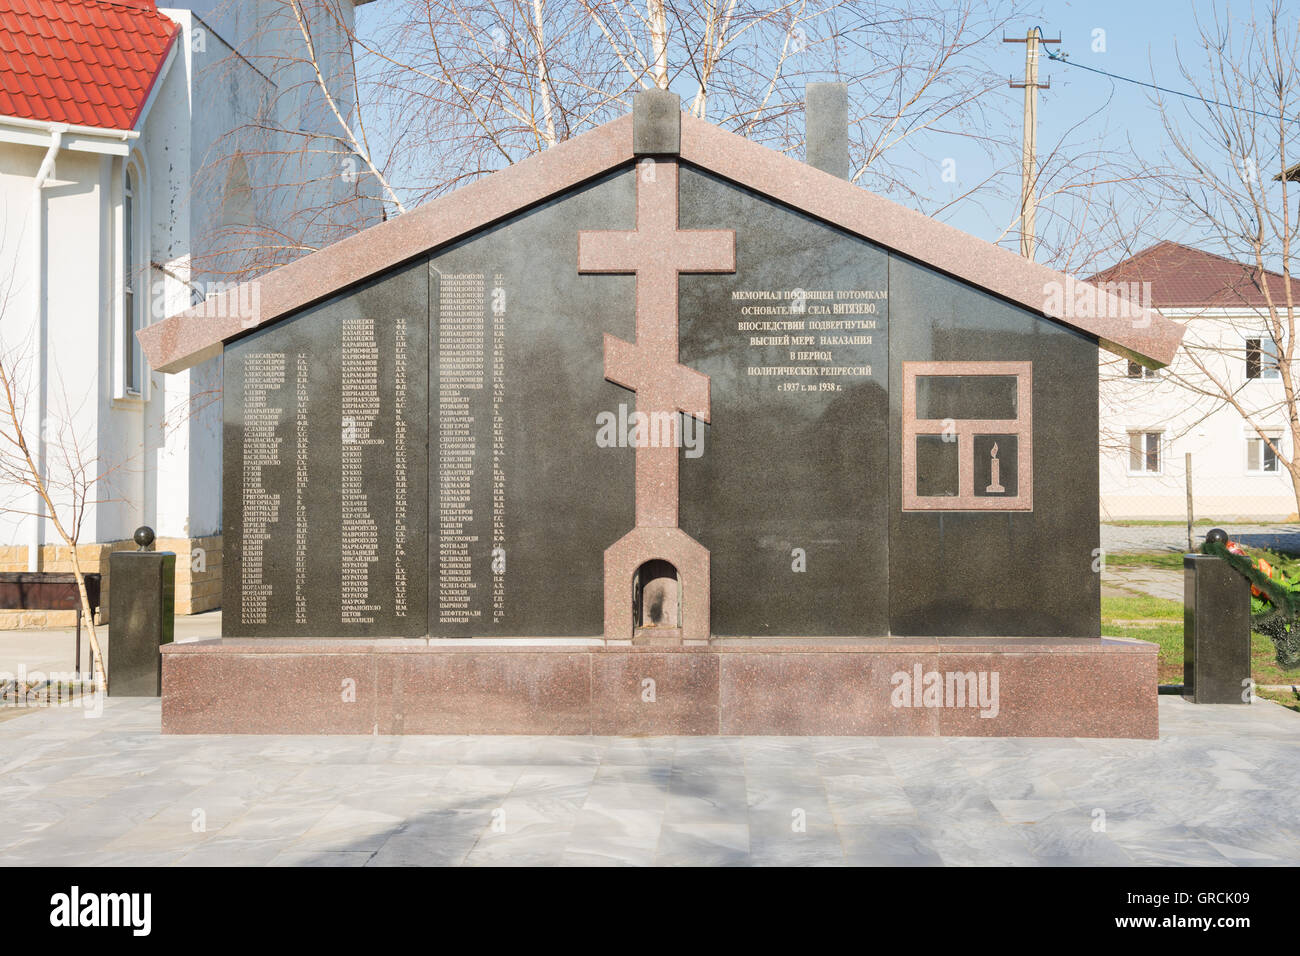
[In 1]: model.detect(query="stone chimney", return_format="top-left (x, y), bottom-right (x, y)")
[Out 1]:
top-left (633, 89), bottom-right (682, 155)
top-left (805, 82), bottom-right (849, 179)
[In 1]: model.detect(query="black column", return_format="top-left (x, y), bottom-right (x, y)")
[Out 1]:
top-left (1183, 554), bottom-right (1251, 704)
top-left (108, 542), bottom-right (175, 697)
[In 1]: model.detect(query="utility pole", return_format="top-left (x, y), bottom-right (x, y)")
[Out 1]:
top-left (1005, 27), bottom-right (1059, 260)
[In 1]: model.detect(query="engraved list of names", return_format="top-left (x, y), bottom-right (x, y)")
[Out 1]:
top-left (436, 273), bottom-right (483, 626)
top-left (225, 260), bottom-right (428, 638)
top-left (239, 352), bottom-right (285, 626)
top-left (434, 272), bottom-right (507, 633)
top-left (341, 317), bottom-right (382, 624)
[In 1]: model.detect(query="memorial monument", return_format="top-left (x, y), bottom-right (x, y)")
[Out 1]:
top-left (141, 88), bottom-right (1182, 737)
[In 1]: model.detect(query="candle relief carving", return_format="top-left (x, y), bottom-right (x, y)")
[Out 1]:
top-left (901, 361), bottom-right (1033, 511)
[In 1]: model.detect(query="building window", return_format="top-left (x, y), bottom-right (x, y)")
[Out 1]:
top-left (1246, 337), bottom-right (1281, 380)
top-left (1247, 434), bottom-right (1282, 473)
top-left (1128, 431), bottom-right (1162, 474)
top-left (1127, 360), bottom-right (1158, 380)
top-left (123, 168), bottom-right (142, 394)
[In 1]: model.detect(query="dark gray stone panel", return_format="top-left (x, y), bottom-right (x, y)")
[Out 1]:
top-left (916, 435), bottom-right (959, 498)
top-left (678, 166), bottom-right (890, 636)
top-left (218, 154), bottom-right (1108, 643)
top-left (427, 169), bottom-right (637, 636)
top-left (633, 89), bottom-right (682, 155)
top-left (916, 374), bottom-right (1019, 420)
top-left (223, 261), bottom-right (429, 637)
top-left (888, 255), bottom-right (1101, 636)
top-left (805, 82), bottom-right (850, 179)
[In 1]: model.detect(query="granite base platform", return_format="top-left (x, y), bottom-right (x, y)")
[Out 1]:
top-left (160, 637), bottom-right (1158, 738)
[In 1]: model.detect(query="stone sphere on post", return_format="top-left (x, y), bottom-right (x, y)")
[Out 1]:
top-left (133, 526), bottom-right (156, 552)
top-left (1205, 528), bottom-right (1229, 547)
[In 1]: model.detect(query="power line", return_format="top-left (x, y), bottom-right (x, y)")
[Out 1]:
top-left (1043, 46), bottom-right (1294, 124)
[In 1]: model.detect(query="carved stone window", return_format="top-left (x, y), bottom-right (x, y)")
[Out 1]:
top-left (901, 361), bottom-right (1033, 511)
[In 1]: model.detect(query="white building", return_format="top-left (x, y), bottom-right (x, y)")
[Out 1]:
top-left (0, 0), bottom-right (378, 623)
top-left (1095, 241), bottom-right (1300, 522)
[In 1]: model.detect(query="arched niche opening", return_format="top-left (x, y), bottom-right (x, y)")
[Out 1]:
top-left (633, 559), bottom-right (681, 636)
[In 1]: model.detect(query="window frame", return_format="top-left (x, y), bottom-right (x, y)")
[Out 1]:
top-left (1126, 429), bottom-right (1164, 476)
top-left (901, 360), bottom-right (1034, 512)
top-left (116, 156), bottom-right (148, 403)
top-left (1245, 334), bottom-right (1282, 381)
top-left (1245, 432), bottom-right (1284, 475)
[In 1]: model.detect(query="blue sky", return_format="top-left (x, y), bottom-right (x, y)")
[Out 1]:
top-left (928, 0), bottom-right (1254, 258)
top-left (353, 0), bottom-right (1297, 270)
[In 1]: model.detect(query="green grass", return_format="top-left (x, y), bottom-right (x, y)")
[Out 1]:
top-left (1106, 545), bottom-right (1300, 577)
top-left (1101, 594), bottom-right (1300, 687)
top-left (1102, 621), bottom-right (1185, 683)
top-left (1101, 594), bottom-right (1183, 621)
top-left (1256, 686), bottom-right (1300, 713)
top-left (1104, 551), bottom-right (1187, 570)
top-left (1251, 632), bottom-right (1300, 685)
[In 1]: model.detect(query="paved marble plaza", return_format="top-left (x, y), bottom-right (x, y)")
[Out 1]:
top-left (0, 695), bottom-right (1297, 866)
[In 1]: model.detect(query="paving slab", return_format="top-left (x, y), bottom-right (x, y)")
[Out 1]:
top-left (1100, 523), bottom-right (1299, 554)
top-left (0, 695), bottom-right (1296, 866)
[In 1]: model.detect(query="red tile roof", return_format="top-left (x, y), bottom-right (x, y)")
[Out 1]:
top-left (1089, 240), bottom-right (1300, 310)
top-left (0, 0), bottom-right (178, 131)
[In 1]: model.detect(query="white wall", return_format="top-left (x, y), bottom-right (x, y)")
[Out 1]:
top-left (0, 1), bottom-right (378, 560)
top-left (0, 140), bottom-right (47, 551)
top-left (0, 140), bottom-right (120, 550)
top-left (1100, 308), bottom-right (1298, 521)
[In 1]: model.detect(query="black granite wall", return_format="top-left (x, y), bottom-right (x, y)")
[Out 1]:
top-left (425, 170), bottom-right (636, 636)
top-left (223, 171), bottom-right (638, 638)
top-left (678, 167), bottom-right (890, 636)
top-left (220, 160), bottom-right (1101, 639)
top-left (223, 261), bottom-right (430, 637)
top-left (887, 256), bottom-right (1101, 636)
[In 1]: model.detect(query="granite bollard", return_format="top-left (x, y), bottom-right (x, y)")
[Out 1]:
top-left (1183, 551), bottom-right (1251, 704)
top-left (108, 526), bottom-right (176, 697)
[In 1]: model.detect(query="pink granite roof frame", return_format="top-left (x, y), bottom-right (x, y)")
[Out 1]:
top-left (138, 111), bottom-right (1182, 374)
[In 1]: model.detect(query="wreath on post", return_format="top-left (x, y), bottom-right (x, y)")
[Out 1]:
top-left (1201, 528), bottom-right (1300, 669)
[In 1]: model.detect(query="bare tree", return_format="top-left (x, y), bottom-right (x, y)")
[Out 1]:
top-left (0, 342), bottom-right (120, 690)
top-left (184, 0), bottom-right (1186, 300)
top-left (169, 0), bottom-right (1201, 349)
top-left (1095, 0), bottom-right (1300, 513)
top-left (260, 1), bottom-right (1035, 210)
top-left (988, 85), bottom-right (1173, 276)
top-left (182, 0), bottom-right (389, 287)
